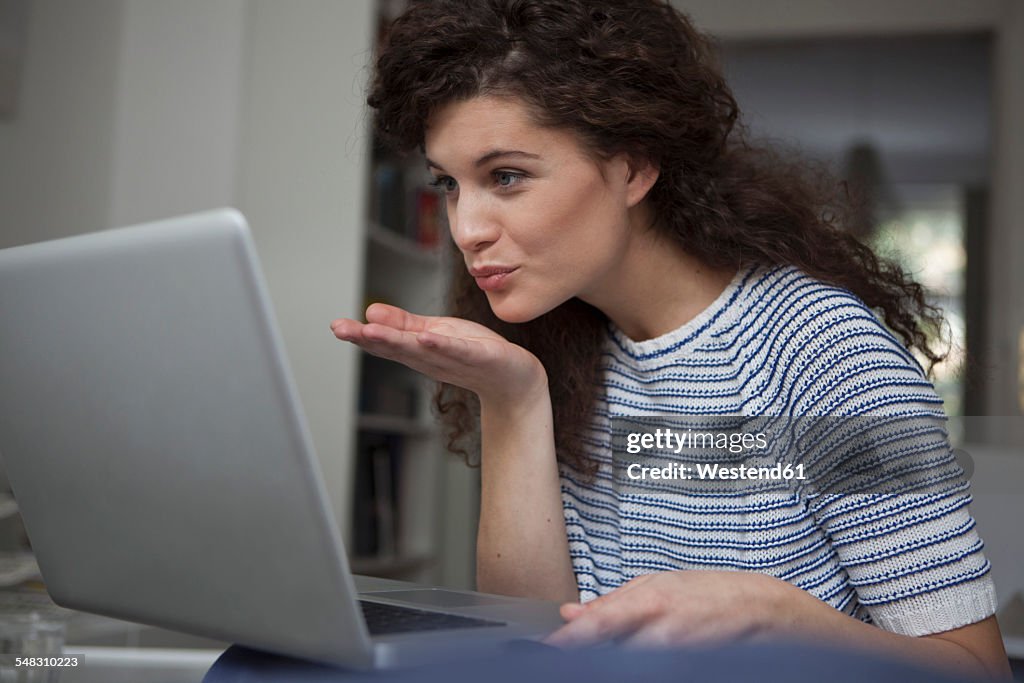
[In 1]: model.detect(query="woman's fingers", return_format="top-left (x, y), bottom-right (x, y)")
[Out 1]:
top-left (560, 603), bottom-right (586, 621)
top-left (330, 318), bottom-right (415, 361)
top-left (330, 303), bottom-right (431, 341)
top-left (365, 302), bottom-right (431, 333)
top-left (548, 573), bottom-right (765, 650)
top-left (414, 329), bottom-right (481, 361)
top-left (331, 317), bottom-right (422, 349)
top-left (360, 324), bottom-right (483, 365)
top-left (329, 318), bottom-right (364, 342)
top-left (545, 596), bottom-right (651, 647)
top-left (546, 574), bottom-right (672, 647)
top-left (330, 308), bottom-right (540, 400)
top-left (361, 321), bottom-right (409, 345)
top-left (334, 315), bottom-right (488, 364)
top-left (330, 316), bottom-right (496, 385)
top-left (356, 323), bottom-right (436, 368)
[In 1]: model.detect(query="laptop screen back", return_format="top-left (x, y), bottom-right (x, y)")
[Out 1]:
top-left (0, 209), bottom-right (372, 666)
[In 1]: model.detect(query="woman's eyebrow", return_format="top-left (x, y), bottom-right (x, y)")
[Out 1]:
top-left (473, 150), bottom-right (541, 167)
top-left (425, 150), bottom-right (541, 172)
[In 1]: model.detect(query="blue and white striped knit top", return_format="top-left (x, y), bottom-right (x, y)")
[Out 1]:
top-left (560, 264), bottom-right (997, 636)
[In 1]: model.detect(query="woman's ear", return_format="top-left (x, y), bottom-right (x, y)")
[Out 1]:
top-left (624, 155), bottom-right (660, 208)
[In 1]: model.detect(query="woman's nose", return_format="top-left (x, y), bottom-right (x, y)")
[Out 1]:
top-left (448, 193), bottom-right (499, 253)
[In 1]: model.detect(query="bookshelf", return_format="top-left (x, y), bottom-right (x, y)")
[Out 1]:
top-left (347, 0), bottom-right (483, 591)
top-left (352, 208), bottom-right (449, 580)
top-left (349, 0), bottom-right (447, 582)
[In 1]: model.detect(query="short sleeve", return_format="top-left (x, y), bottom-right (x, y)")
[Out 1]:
top-left (787, 294), bottom-right (997, 636)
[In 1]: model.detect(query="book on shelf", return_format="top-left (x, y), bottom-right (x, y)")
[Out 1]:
top-left (371, 149), bottom-right (444, 250)
top-left (351, 432), bottom-right (403, 559)
top-left (372, 162), bottom-right (406, 237)
top-left (358, 353), bottom-right (420, 419)
top-left (371, 444), bottom-right (397, 557)
top-left (414, 187), bottom-right (442, 248)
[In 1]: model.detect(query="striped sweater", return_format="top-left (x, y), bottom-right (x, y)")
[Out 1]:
top-left (560, 264), bottom-right (997, 636)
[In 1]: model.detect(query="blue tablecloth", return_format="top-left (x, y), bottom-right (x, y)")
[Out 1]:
top-left (204, 639), bottom-right (978, 683)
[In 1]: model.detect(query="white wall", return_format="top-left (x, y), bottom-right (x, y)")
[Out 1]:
top-left (0, 0), bottom-right (249, 239)
top-left (0, 0), bottom-right (373, 537)
top-left (238, 0), bottom-right (373, 538)
top-left (0, 0), bottom-right (122, 246)
top-left (107, 0), bottom-right (246, 227)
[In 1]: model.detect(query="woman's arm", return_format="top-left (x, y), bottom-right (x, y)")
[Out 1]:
top-left (547, 571), bottom-right (1011, 679)
top-left (476, 376), bottom-right (577, 602)
top-left (332, 303), bottom-right (576, 602)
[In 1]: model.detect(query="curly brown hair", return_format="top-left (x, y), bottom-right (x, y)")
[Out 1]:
top-left (367, 0), bottom-right (946, 471)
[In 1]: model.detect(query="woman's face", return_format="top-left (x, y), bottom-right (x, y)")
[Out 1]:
top-left (424, 95), bottom-right (649, 323)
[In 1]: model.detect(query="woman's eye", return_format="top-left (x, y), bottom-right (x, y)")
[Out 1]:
top-left (429, 176), bottom-right (458, 193)
top-left (494, 171), bottom-right (525, 188)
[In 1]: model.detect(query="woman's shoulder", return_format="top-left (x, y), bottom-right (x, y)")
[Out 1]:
top-left (598, 264), bottom-right (944, 416)
top-left (742, 264), bottom-right (900, 336)
top-left (602, 262), bottom-right (926, 377)
top-left (739, 264), bottom-right (915, 359)
top-left (744, 265), bottom-right (940, 416)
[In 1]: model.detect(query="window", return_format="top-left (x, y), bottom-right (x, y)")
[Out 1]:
top-left (870, 184), bottom-right (966, 417)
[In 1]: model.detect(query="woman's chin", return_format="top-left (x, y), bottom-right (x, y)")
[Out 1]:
top-left (488, 294), bottom-right (560, 324)
top-left (491, 306), bottom-right (538, 324)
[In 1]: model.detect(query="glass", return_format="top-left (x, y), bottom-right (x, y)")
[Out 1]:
top-left (0, 612), bottom-right (66, 683)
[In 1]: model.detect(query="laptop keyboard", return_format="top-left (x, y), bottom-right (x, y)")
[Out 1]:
top-left (359, 600), bottom-right (505, 635)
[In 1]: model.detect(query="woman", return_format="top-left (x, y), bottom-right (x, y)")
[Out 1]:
top-left (332, 0), bottom-right (1009, 677)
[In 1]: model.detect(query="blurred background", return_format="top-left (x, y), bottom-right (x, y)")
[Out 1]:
top-left (0, 0), bottom-right (1022, 677)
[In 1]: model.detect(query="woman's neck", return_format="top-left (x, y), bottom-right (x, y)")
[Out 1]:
top-left (582, 227), bottom-right (736, 343)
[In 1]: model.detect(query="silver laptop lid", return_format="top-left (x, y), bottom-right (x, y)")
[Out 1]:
top-left (0, 209), bottom-right (373, 667)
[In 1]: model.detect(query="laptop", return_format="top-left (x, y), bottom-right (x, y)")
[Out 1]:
top-left (0, 209), bottom-right (563, 668)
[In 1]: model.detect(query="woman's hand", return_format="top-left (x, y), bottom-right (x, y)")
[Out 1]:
top-left (547, 571), bottom-right (1012, 679)
top-left (330, 302), bottom-right (545, 406)
top-left (335, 303), bottom-right (578, 602)
top-left (546, 570), bottom-right (783, 648)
